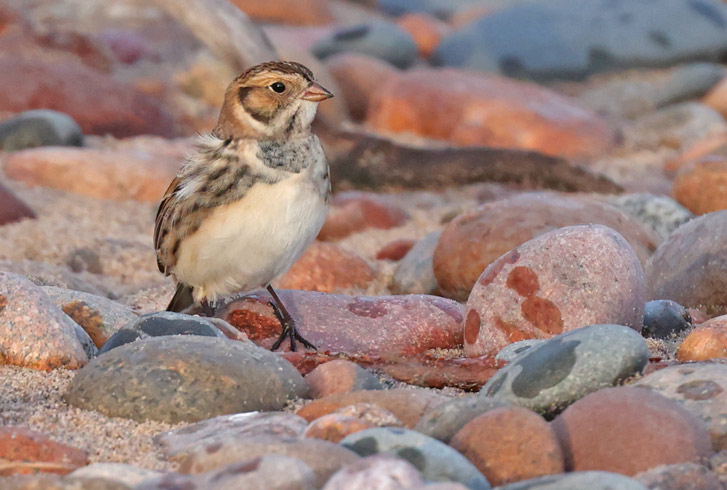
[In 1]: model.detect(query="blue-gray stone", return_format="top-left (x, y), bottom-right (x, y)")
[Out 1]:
top-left (642, 299), bottom-right (692, 339)
top-left (497, 471), bottom-right (648, 490)
top-left (313, 22), bottom-right (418, 69)
top-left (98, 311), bottom-right (224, 354)
top-left (480, 324), bottom-right (649, 416)
top-left (0, 109), bottom-right (83, 151)
top-left (340, 427), bottom-right (491, 489)
top-left (432, 0), bottom-right (727, 81)
top-left (414, 396), bottom-right (511, 443)
top-left (495, 339), bottom-right (545, 362)
top-left (390, 231), bottom-right (441, 295)
top-left (613, 193), bottom-right (693, 240)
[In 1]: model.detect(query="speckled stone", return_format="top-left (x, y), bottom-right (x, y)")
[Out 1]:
top-left (495, 471), bottom-right (648, 489)
top-left (495, 339), bottom-right (546, 362)
top-left (64, 336), bottom-right (306, 423)
top-left (98, 311), bottom-right (225, 354)
top-left (340, 427), bottom-right (491, 489)
top-left (634, 462), bottom-right (722, 490)
top-left (635, 362), bottom-right (727, 451)
top-left (414, 396), bottom-right (511, 443)
top-left (481, 324), bottom-right (649, 416)
top-left (390, 231), bottom-right (441, 295)
top-left (0, 109), bottom-right (83, 151)
top-left (322, 455), bottom-right (424, 490)
top-left (642, 300), bottom-right (692, 339)
top-left (614, 193), bottom-right (693, 239)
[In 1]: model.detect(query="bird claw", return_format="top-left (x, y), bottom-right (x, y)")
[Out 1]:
top-left (268, 300), bottom-right (316, 352)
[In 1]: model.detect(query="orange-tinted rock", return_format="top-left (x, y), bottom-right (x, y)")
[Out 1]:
top-left (450, 407), bottom-right (564, 486)
top-left (376, 239), bottom-right (415, 261)
top-left (325, 53), bottom-right (400, 121)
top-left (672, 157), bottom-right (727, 214)
top-left (465, 224), bottom-right (646, 357)
top-left (366, 68), bottom-right (615, 159)
top-left (703, 77), bottom-right (727, 119)
top-left (0, 426), bottom-right (88, 476)
top-left (303, 414), bottom-right (376, 443)
top-left (0, 182), bottom-right (35, 226)
top-left (396, 13), bottom-right (449, 58)
top-left (296, 389), bottom-right (448, 428)
top-left (0, 57), bottom-right (175, 138)
top-left (276, 242), bottom-right (375, 293)
top-left (677, 316), bottom-right (727, 362)
top-left (230, 0), bottom-right (334, 25)
top-left (318, 192), bottom-right (410, 241)
top-left (434, 192), bottom-right (660, 301)
top-left (551, 387), bottom-right (713, 476)
top-left (305, 360), bottom-right (382, 398)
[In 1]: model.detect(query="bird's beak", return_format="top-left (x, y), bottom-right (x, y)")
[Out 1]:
top-left (302, 82), bottom-right (334, 102)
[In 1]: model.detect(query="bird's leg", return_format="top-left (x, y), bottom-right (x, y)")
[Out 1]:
top-left (200, 299), bottom-right (215, 317)
top-left (267, 285), bottom-right (316, 352)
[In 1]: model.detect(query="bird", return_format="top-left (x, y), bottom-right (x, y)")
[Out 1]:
top-left (154, 61), bottom-right (334, 351)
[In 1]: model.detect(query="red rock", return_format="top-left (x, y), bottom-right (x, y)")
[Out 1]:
top-left (551, 387), bottom-right (713, 476)
top-left (376, 355), bottom-right (503, 391)
top-left (32, 31), bottom-right (115, 73)
top-left (366, 68), bottom-right (616, 159)
top-left (296, 389), bottom-right (448, 428)
top-left (218, 290), bottom-right (464, 356)
top-left (3, 147), bottom-right (179, 202)
top-left (672, 157), bottom-right (727, 214)
top-left (635, 462), bottom-right (722, 490)
top-left (676, 316), bottom-right (727, 362)
top-left (376, 239), bottom-right (415, 261)
top-left (305, 360), bottom-right (382, 398)
top-left (0, 57), bottom-right (176, 138)
top-left (450, 407), bottom-right (564, 486)
top-left (396, 13), bottom-right (449, 58)
top-left (303, 414), bottom-right (376, 443)
top-left (97, 30), bottom-right (158, 64)
top-left (276, 242), bottom-right (375, 293)
top-left (0, 426), bottom-right (88, 476)
top-left (665, 132), bottom-right (727, 173)
top-left (434, 192), bottom-right (658, 302)
top-left (230, 0), bottom-right (334, 25)
top-left (465, 224), bottom-right (646, 357)
top-left (325, 53), bottom-right (400, 121)
top-left (0, 182), bottom-right (35, 226)
top-left (318, 192), bottom-right (410, 241)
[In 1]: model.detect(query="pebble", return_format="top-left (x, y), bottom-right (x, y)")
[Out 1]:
top-left (68, 463), bottom-right (162, 487)
top-left (332, 403), bottom-right (404, 428)
top-left (229, 0), bottom-right (334, 25)
top-left (376, 239), bottom-right (415, 261)
top-left (390, 231), bottom-right (441, 295)
top-left (414, 396), bottom-right (511, 444)
top-left (634, 462), bottom-right (722, 490)
top-left (673, 157), bottom-right (727, 214)
top-left (635, 362), bottom-right (727, 450)
top-left (495, 471), bottom-right (649, 490)
top-left (0, 181), bottom-right (35, 226)
top-left (677, 317), bottom-right (727, 361)
top-left (340, 427), bottom-right (491, 489)
top-left (481, 324), bottom-right (649, 416)
top-left (642, 299), bottom-right (692, 339)
top-left (97, 311), bottom-right (226, 355)
top-left (305, 360), bottom-right (383, 399)
top-left (0, 426), bottom-right (88, 476)
top-left (551, 387), bottom-right (713, 475)
top-left (0, 272), bottom-right (88, 370)
top-left (318, 192), bottom-right (410, 241)
top-left (0, 109), bottom-right (83, 151)
top-left (64, 336), bottom-right (306, 423)
top-left (495, 339), bottom-right (545, 363)
top-left (303, 414), bottom-right (377, 443)
top-left (322, 455), bottom-right (427, 490)
top-left (449, 406), bottom-right (564, 486)
top-left (465, 225), bottom-right (647, 357)
top-left (396, 13), bottom-right (449, 58)
top-left (97, 30), bottom-right (158, 65)
top-left (613, 193), bottom-right (693, 240)
top-left (377, 0), bottom-right (478, 19)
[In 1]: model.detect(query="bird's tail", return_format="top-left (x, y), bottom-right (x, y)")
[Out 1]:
top-left (166, 283), bottom-right (195, 312)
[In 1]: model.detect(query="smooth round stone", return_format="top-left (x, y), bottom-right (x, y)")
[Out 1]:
top-left (634, 462), bottom-right (722, 490)
top-left (390, 231), bottom-right (441, 295)
top-left (68, 463), bottom-right (162, 487)
top-left (481, 324), bottom-right (649, 416)
top-left (322, 455), bottom-right (424, 490)
top-left (65, 336), bottom-right (306, 423)
top-left (613, 193), bottom-right (693, 240)
top-left (495, 339), bottom-right (546, 363)
top-left (495, 471), bottom-right (648, 490)
top-left (340, 427), bottom-right (491, 489)
top-left (642, 300), bottom-right (692, 339)
top-left (98, 311), bottom-right (225, 354)
top-left (414, 396), bottom-right (512, 443)
top-left (677, 317), bottom-right (727, 361)
top-left (0, 181), bottom-right (35, 226)
top-left (0, 109), bottom-right (83, 151)
top-left (305, 360), bottom-right (383, 399)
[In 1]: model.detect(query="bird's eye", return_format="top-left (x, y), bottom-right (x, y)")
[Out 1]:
top-left (270, 82), bottom-right (286, 94)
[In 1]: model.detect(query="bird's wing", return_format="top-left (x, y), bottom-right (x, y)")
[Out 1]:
top-left (154, 176), bottom-right (182, 274)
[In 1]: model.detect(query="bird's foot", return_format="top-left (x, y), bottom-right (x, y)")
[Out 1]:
top-left (268, 300), bottom-right (315, 352)
top-left (199, 299), bottom-right (215, 317)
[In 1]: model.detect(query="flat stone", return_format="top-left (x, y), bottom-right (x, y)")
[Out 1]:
top-left (0, 110), bottom-right (83, 151)
top-left (414, 396), bottom-right (512, 443)
top-left (68, 463), bottom-right (161, 487)
top-left (481, 324), bottom-right (649, 416)
top-left (495, 471), bottom-right (648, 489)
top-left (64, 336), bottom-right (306, 423)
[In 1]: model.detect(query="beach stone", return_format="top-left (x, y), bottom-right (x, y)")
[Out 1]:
top-left (450, 406), bottom-right (564, 486)
top-left (0, 272), bottom-right (88, 370)
top-left (703, 76), bottom-right (727, 118)
top-left (230, 0), bottom-right (333, 25)
top-left (377, 0), bottom-right (480, 18)
top-left (0, 110), bottom-right (83, 151)
top-left (396, 13), bottom-right (449, 58)
top-left (303, 414), bottom-right (377, 443)
top-left (634, 462), bottom-right (721, 490)
top-left (322, 455), bottom-right (425, 490)
top-left (464, 225), bottom-right (647, 357)
top-left (64, 336), bottom-right (306, 423)
top-left (333, 403), bottom-right (404, 428)
top-left (42, 287), bottom-right (137, 348)
top-left (65, 248), bottom-right (102, 275)
top-left (156, 412), bottom-right (308, 459)
top-left (642, 300), bottom-right (693, 339)
top-left (366, 68), bottom-right (615, 159)
top-left (98, 311), bottom-right (225, 355)
top-left (496, 471), bottom-right (648, 490)
top-left (68, 463), bottom-right (161, 487)
top-left (414, 396), bottom-right (511, 444)
top-left (677, 317), bottom-right (727, 361)
top-left (0, 426), bottom-right (88, 476)
top-left (376, 239), bottom-right (415, 261)
top-left (176, 435), bottom-right (358, 488)
top-left (673, 158), bottom-right (727, 215)
top-left (0, 57), bottom-right (175, 137)
top-left (297, 389), bottom-right (447, 428)
top-left (276, 242), bottom-right (375, 293)
top-left (340, 427), bottom-right (491, 489)
top-left (0, 182), bottom-right (35, 226)
top-left (481, 324), bottom-right (649, 416)
top-left (97, 30), bottom-right (157, 65)
top-left (390, 231), bottom-right (441, 295)
top-left (613, 193), bottom-right (693, 240)
top-left (220, 290), bottom-right (464, 355)
top-left (313, 21), bottom-right (418, 69)
top-left (495, 339), bottom-right (545, 363)
top-left (318, 192), bottom-right (409, 241)
top-left (551, 387), bottom-right (713, 475)
top-left (435, 193), bottom-right (659, 301)
top-left (432, 0), bottom-right (727, 81)
top-left (305, 360), bottom-right (383, 398)
top-left (647, 210), bottom-right (727, 315)
top-left (324, 53), bottom-right (400, 122)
